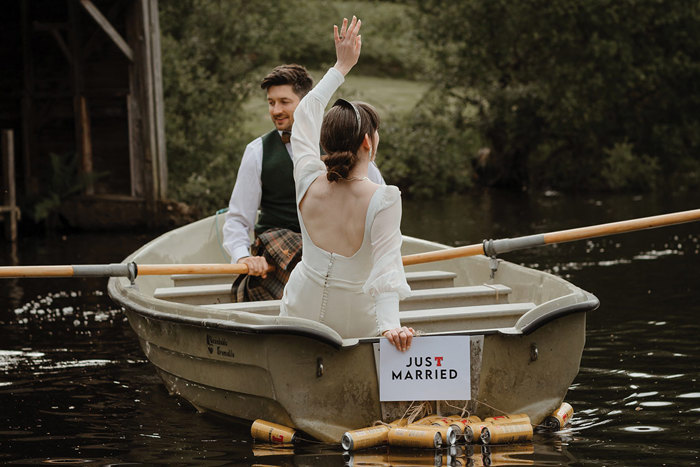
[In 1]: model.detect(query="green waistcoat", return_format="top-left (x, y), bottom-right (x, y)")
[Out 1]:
top-left (255, 130), bottom-right (300, 235)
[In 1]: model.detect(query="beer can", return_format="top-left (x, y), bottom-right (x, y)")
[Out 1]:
top-left (428, 417), bottom-right (465, 436)
top-left (464, 421), bottom-right (493, 443)
top-left (446, 414), bottom-right (482, 423)
top-left (484, 413), bottom-right (531, 425)
top-left (543, 402), bottom-right (574, 431)
top-left (388, 426), bottom-right (443, 449)
top-left (408, 423), bottom-right (458, 446)
top-left (250, 419), bottom-right (297, 444)
top-left (341, 425), bottom-right (390, 451)
top-left (411, 415), bottom-right (443, 426)
top-left (480, 422), bottom-right (533, 445)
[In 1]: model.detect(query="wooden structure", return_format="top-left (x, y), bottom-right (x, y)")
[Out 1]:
top-left (1, 130), bottom-right (20, 241)
top-left (0, 0), bottom-right (166, 229)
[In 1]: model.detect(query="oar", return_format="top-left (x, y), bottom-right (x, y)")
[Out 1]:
top-left (0, 263), bottom-right (253, 279)
top-left (0, 208), bottom-right (698, 279)
top-left (402, 208), bottom-right (700, 266)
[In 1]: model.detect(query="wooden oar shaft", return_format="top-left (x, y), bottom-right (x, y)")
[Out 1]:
top-left (543, 208), bottom-right (700, 245)
top-left (402, 243), bottom-right (484, 266)
top-left (137, 264), bottom-right (250, 275)
top-left (0, 265), bottom-right (75, 277)
top-left (402, 208), bottom-right (700, 266)
top-left (0, 263), bottom-right (251, 279)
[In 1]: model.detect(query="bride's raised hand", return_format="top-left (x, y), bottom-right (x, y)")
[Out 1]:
top-left (333, 16), bottom-right (362, 76)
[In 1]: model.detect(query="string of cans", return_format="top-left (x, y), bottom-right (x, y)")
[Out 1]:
top-left (250, 402), bottom-right (574, 449)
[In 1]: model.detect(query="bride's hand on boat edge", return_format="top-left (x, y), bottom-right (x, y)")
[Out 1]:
top-left (333, 16), bottom-right (362, 76)
top-left (383, 326), bottom-right (415, 352)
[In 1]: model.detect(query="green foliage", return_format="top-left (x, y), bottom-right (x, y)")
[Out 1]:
top-left (31, 152), bottom-right (106, 223)
top-left (600, 142), bottom-right (660, 191)
top-left (161, 0), bottom-right (435, 214)
top-left (160, 0), bottom-right (277, 214)
top-left (415, 0), bottom-right (700, 191)
top-left (378, 90), bottom-right (476, 197)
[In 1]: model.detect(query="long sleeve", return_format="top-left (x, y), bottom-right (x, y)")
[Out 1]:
top-left (290, 67), bottom-right (345, 201)
top-left (363, 186), bottom-right (411, 333)
top-left (222, 138), bottom-right (263, 263)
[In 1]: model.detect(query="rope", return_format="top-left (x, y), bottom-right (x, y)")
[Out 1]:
top-left (473, 398), bottom-right (541, 429)
top-left (441, 399), bottom-right (471, 418)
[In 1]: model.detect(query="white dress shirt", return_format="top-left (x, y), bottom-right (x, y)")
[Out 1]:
top-left (222, 132), bottom-right (385, 263)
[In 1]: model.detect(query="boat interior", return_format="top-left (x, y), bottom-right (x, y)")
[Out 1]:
top-left (114, 215), bottom-right (596, 345)
top-left (152, 270), bottom-right (537, 334)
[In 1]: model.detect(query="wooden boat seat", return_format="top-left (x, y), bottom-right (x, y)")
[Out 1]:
top-left (400, 302), bottom-right (536, 332)
top-left (156, 270), bottom-right (463, 305)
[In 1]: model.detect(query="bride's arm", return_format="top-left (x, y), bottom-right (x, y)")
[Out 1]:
top-left (290, 17), bottom-right (363, 195)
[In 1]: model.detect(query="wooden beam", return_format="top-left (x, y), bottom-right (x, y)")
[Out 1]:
top-left (33, 21), bottom-right (72, 63)
top-left (79, 96), bottom-right (94, 194)
top-left (79, 0), bottom-right (133, 61)
top-left (83, 0), bottom-right (128, 60)
top-left (20, 0), bottom-right (37, 196)
top-left (2, 130), bottom-right (20, 242)
top-left (69, 0), bottom-right (94, 195)
top-left (148, 0), bottom-right (168, 199)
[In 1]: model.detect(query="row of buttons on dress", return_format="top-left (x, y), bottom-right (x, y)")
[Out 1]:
top-left (319, 253), bottom-right (336, 321)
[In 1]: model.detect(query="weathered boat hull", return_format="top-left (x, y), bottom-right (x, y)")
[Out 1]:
top-left (108, 215), bottom-right (597, 442)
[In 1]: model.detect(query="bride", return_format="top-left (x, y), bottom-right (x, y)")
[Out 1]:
top-left (279, 16), bottom-right (414, 352)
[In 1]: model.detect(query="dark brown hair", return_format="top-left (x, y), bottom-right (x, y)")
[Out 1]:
top-left (321, 101), bottom-right (380, 182)
top-left (260, 64), bottom-right (313, 97)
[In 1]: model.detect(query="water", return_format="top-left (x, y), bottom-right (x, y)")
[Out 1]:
top-left (1, 190), bottom-right (698, 465)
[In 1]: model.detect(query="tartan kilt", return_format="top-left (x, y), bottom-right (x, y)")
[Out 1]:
top-left (231, 228), bottom-right (302, 302)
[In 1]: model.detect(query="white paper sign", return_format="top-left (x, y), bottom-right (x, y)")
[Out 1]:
top-left (379, 335), bottom-right (470, 401)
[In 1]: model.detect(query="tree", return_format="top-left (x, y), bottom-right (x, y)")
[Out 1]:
top-left (416, 0), bottom-right (700, 191)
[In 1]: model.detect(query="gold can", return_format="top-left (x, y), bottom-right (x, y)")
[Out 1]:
top-left (484, 413), bottom-right (531, 425)
top-left (341, 425), bottom-right (390, 451)
top-left (464, 421), bottom-right (494, 443)
top-left (543, 402), bottom-right (574, 431)
top-left (250, 419), bottom-right (297, 444)
top-left (388, 426), bottom-right (443, 449)
top-left (407, 423), bottom-right (458, 446)
top-left (480, 422), bottom-right (533, 445)
top-left (427, 417), bottom-right (465, 436)
top-left (448, 414), bottom-right (482, 423)
top-left (411, 415), bottom-right (443, 425)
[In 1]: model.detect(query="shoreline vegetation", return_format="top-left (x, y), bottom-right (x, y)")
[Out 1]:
top-left (160, 0), bottom-right (699, 220)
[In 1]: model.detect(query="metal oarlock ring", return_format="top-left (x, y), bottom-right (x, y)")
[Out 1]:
top-left (127, 262), bottom-right (138, 285)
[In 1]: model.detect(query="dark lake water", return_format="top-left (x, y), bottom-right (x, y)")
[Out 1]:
top-left (1, 189), bottom-right (698, 465)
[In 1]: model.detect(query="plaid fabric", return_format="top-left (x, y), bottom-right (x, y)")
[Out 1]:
top-left (231, 228), bottom-right (302, 302)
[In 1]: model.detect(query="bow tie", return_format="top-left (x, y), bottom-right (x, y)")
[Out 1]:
top-left (280, 131), bottom-right (291, 144)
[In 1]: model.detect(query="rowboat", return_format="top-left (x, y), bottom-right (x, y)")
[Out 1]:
top-left (107, 214), bottom-right (599, 443)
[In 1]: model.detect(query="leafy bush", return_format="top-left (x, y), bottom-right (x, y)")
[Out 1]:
top-left (600, 142), bottom-right (660, 191)
top-left (378, 90), bottom-right (476, 198)
top-left (415, 0), bottom-right (700, 192)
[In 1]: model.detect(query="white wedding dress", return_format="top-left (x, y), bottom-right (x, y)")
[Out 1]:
top-left (279, 67), bottom-right (411, 338)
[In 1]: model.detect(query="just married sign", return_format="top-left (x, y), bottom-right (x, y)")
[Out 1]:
top-left (379, 335), bottom-right (471, 401)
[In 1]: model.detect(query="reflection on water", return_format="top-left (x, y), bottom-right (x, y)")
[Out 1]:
top-left (1, 190), bottom-right (698, 465)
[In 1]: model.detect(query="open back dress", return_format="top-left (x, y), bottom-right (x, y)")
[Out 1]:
top-left (279, 67), bottom-right (411, 338)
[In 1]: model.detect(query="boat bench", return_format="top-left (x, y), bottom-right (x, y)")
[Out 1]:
top-left (401, 302), bottom-right (536, 333)
top-left (155, 270), bottom-right (462, 306)
top-left (169, 270), bottom-right (457, 289)
top-left (194, 284), bottom-right (511, 315)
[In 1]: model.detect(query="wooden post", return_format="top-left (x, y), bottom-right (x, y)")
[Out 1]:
top-left (20, 0), bottom-right (37, 197)
top-left (69, 0), bottom-right (94, 195)
top-left (2, 130), bottom-right (19, 242)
